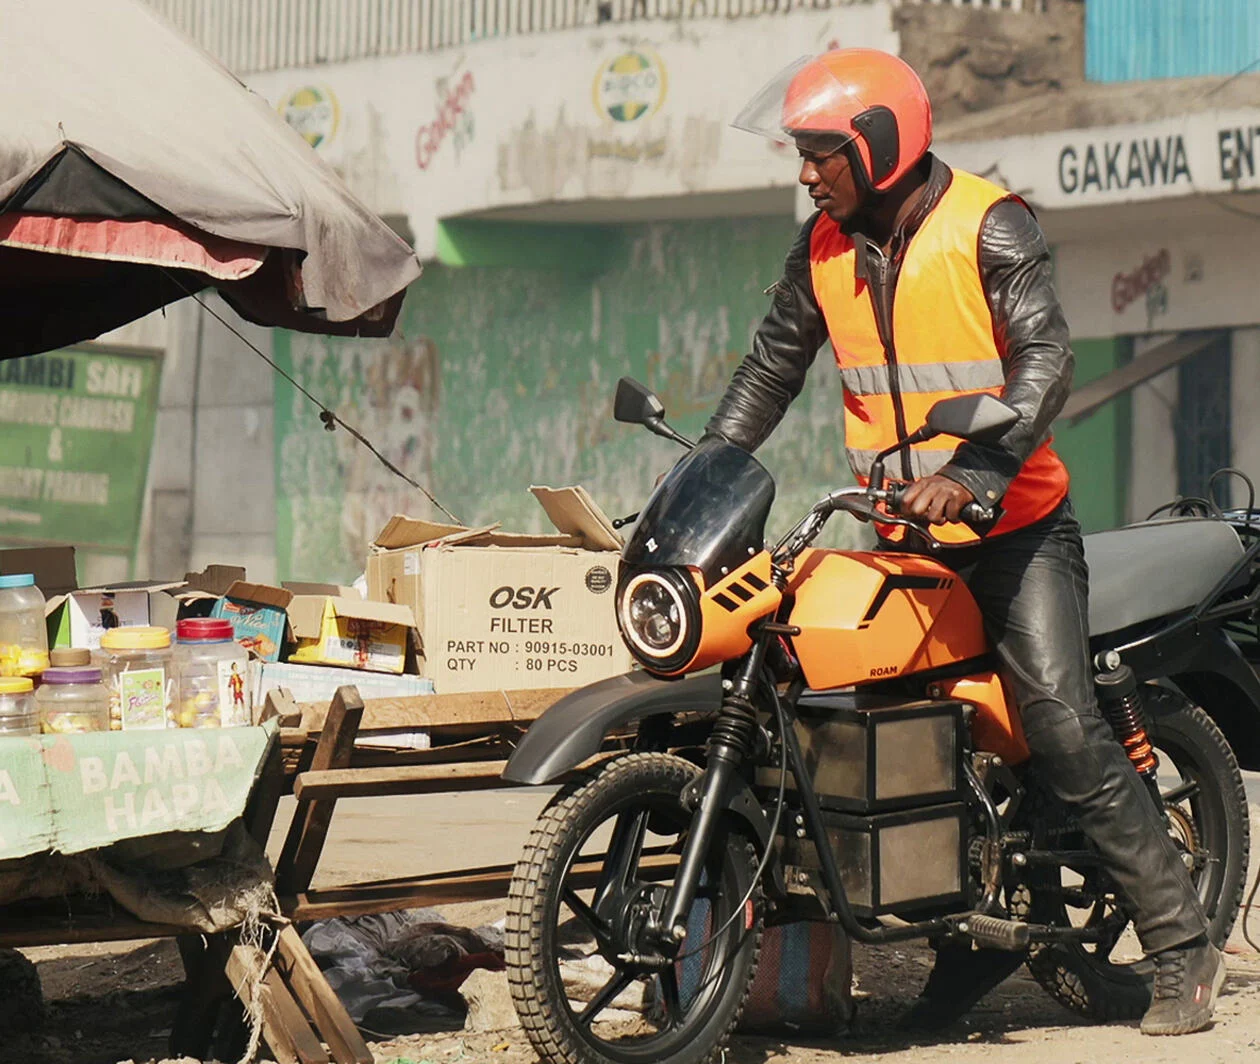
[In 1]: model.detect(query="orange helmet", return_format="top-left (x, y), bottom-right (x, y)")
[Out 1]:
top-left (733, 49), bottom-right (932, 193)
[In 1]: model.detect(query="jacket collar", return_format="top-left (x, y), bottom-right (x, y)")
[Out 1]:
top-left (850, 154), bottom-right (953, 280)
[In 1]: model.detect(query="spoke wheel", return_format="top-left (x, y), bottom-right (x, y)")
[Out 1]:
top-left (1020, 687), bottom-right (1249, 1021)
top-left (506, 753), bottom-right (761, 1064)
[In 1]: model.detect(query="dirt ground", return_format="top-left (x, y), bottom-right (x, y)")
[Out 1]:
top-left (7, 786), bottom-right (1260, 1064)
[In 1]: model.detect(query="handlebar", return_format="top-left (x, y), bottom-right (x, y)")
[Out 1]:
top-left (773, 483), bottom-right (1002, 569)
top-left (883, 482), bottom-right (997, 528)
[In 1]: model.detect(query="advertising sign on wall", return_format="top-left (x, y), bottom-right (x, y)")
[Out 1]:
top-left (249, 6), bottom-right (899, 256)
top-left (0, 346), bottom-right (161, 552)
top-left (942, 108), bottom-right (1260, 212)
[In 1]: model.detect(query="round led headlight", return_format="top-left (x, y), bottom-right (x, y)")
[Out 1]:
top-left (616, 568), bottom-right (701, 673)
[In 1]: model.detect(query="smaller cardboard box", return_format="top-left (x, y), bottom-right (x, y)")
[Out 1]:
top-left (211, 581), bottom-right (293, 662)
top-left (171, 565), bottom-right (248, 620)
top-left (50, 580), bottom-right (184, 650)
top-left (366, 485), bottom-right (631, 694)
top-left (288, 595), bottom-right (418, 674)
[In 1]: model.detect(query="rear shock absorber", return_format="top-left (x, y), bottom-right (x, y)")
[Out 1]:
top-left (1094, 656), bottom-right (1159, 781)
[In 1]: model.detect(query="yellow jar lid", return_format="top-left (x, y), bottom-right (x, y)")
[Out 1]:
top-left (0, 677), bottom-right (34, 693)
top-left (100, 626), bottom-right (171, 650)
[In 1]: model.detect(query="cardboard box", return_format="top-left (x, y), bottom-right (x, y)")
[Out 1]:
top-left (283, 581), bottom-right (361, 598)
top-left (0, 545), bottom-right (77, 595)
top-left (210, 581), bottom-right (293, 662)
top-left (48, 580), bottom-right (183, 650)
top-left (288, 595), bottom-right (418, 674)
top-left (366, 485), bottom-right (631, 694)
top-left (251, 660), bottom-right (434, 708)
top-left (171, 565), bottom-right (248, 620)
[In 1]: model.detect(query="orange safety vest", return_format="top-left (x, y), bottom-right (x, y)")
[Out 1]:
top-left (809, 168), bottom-right (1069, 544)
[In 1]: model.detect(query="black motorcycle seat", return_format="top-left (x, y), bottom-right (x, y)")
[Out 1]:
top-left (1083, 518), bottom-right (1245, 637)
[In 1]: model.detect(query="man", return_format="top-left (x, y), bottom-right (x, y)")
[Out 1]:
top-left (706, 48), bottom-right (1222, 1036)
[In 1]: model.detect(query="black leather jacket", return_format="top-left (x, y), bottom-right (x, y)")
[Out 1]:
top-left (704, 154), bottom-right (1073, 507)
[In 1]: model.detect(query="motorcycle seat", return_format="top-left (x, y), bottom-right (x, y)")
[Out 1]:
top-left (1083, 518), bottom-right (1246, 637)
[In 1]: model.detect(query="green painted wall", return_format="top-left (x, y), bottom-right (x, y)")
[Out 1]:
top-left (274, 215), bottom-right (858, 582)
top-left (1053, 336), bottom-right (1131, 532)
top-left (273, 219), bottom-right (1131, 582)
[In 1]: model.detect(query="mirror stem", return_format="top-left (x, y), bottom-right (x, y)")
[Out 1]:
top-left (645, 416), bottom-right (695, 449)
top-left (869, 426), bottom-right (936, 490)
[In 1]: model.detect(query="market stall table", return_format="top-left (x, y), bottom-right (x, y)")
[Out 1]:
top-left (0, 717), bottom-right (371, 1064)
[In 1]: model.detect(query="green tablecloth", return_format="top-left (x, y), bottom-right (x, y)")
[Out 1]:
top-left (0, 722), bottom-right (276, 860)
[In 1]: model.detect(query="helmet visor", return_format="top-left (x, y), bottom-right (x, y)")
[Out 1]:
top-left (731, 54), bottom-right (859, 150)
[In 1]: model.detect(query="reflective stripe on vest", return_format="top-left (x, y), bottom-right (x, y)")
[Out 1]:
top-left (839, 360), bottom-right (1007, 397)
top-left (809, 168), bottom-right (1069, 543)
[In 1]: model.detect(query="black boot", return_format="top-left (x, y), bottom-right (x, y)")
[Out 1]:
top-left (1140, 935), bottom-right (1226, 1036)
top-left (898, 943), bottom-right (1026, 1032)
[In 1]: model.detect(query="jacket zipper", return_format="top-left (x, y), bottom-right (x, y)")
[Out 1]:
top-left (867, 243), bottom-right (911, 480)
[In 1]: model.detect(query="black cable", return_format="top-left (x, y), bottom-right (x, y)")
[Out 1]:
top-left (1243, 866), bottom-right (1260, 954)
top-left (161, 270), bottom-right (461, 524)
top-left (1146, 497), bottom-right (1220, 521)
top-left (1209, 467), bottom-right (1257, 528)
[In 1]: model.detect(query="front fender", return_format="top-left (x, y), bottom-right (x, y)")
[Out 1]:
top-left (502, 670), bottom-right (722, 785)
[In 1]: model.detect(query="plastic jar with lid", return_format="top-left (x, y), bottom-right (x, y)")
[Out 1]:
top-left (36, 667), bottom-right (110, 734)
top-left (0, 677), bottom-right (38, 736)
top-left (49, 647), bottom-right (92, 668)
top-left (0, 574), bottom-right (48, 678)
top-left (100, 627), bottom-right (173, 731)
top-left (174, 618), bottom-right (251, 729)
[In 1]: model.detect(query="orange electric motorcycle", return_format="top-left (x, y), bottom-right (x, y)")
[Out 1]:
top-left (502, 379), bottom-right (1255, 1064)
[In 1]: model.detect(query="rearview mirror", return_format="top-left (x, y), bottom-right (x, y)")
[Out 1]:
top-left (614, 377), bottom-right (666, 426)
top-left (925, 394), bottom-right (1020, 444)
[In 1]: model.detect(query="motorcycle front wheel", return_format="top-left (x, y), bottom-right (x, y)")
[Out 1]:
top-left (505, 753), bottom-right (761, 1064)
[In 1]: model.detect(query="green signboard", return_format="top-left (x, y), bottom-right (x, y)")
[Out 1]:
top-left (0, 346), bottom-right (161, 552)
top-left (0, 724), bottom-right (275, 861)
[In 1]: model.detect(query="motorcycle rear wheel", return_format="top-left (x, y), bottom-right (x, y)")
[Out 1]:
top-left (505, 753), bottom-right (762, 1064)
top-left (1022, 687), bottom-right (1249, 1021)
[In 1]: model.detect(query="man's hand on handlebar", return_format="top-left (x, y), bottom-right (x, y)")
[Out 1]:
top-left (898, 475), bottom-right (976, 526)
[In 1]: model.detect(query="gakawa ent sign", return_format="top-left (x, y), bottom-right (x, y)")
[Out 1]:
top-left (941, 108), bottom-right (1260, 211)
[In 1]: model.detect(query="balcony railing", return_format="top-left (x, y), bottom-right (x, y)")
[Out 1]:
top-left (146, 0), bottom-right (1044, 77)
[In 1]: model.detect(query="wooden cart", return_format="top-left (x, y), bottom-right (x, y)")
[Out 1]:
top-left (0, 682), bottom-right (596, 1064)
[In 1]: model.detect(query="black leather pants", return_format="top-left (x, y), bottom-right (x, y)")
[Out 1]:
top-left (896, 499), bottom-right (1209, 954)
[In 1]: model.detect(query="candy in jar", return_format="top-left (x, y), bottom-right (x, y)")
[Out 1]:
top-left (174, 618), bottom-right (250, 728)
top-left (100, 626), bottom-right (173, 730)
top-left (0, 574), bottom-right (49, 677)
top-left (36, 667), bottom-right (109, 734)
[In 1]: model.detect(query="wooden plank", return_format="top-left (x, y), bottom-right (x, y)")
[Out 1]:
top-left (0, 901), bottom-right (185, 947)
top-left (170, 933), bottom-right (234, 1059)
top-left (225, 944), bottom-right (329, 1064)
top-left (245, 733), bottom-right (287, 846)
top-left (264, 688), bottom-right (303, 727)
top-left (276, 686), bottom-right (364, 896)
top-left (296, 686), bottom-right (573, 735)
top-left (292, 750), bottom-right (612, 800)
top-left (274, 924), bottom-right (372, 1064)
top-left (293, 759), bottom-right (510, 800)
top-left (283, 851), bottom-right (677, 922)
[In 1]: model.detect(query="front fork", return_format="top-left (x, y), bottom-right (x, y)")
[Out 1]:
top-left (651, 636), bottom-right (772, 945)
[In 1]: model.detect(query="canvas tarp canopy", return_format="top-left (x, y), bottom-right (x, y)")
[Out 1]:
top-left (0, 0), bottom-right (423, 357)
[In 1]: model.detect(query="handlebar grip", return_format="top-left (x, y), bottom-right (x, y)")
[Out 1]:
top-left (960, 501), bottom-right (996, 525)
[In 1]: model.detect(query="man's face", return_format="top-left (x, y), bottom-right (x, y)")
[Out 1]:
top-left (796, 137), bottom-right (861, 224)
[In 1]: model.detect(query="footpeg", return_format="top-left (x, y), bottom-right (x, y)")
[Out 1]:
top-left (955, 912), bottom-right (1031, 951)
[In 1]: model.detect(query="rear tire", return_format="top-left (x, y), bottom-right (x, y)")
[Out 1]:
top-left (506, 753), bottom-right (762, 1064)
top-left (1023, 687), bottom-right (1249, 1021)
